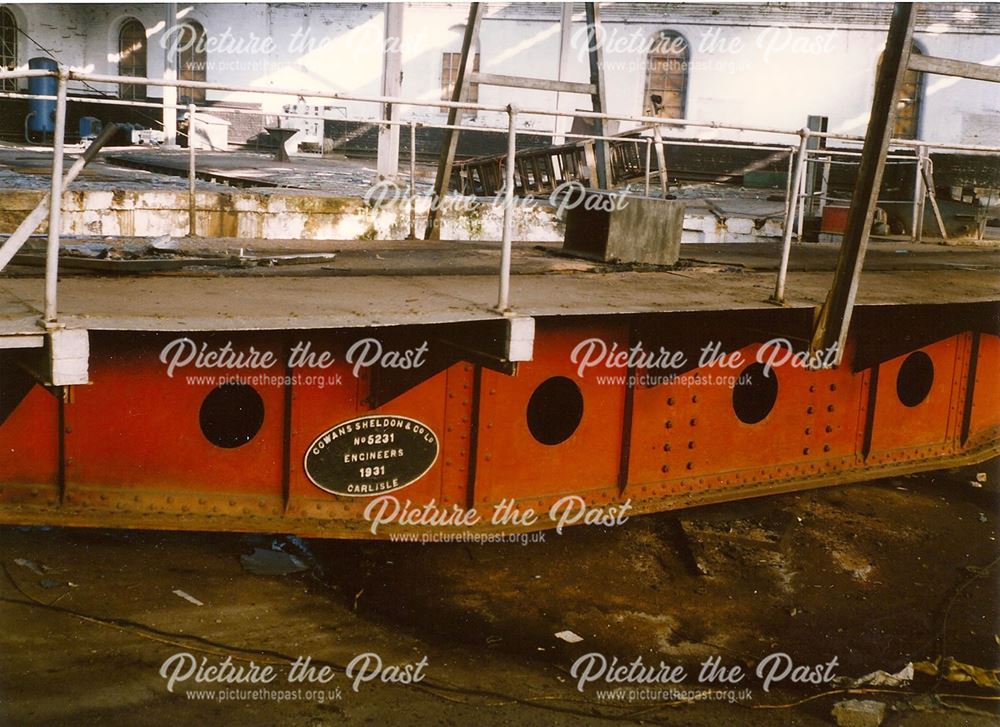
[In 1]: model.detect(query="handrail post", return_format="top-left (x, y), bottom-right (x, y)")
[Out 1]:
top-left (497, 105), bottom-right (517, 313)
top-left (644, 137), bottom-right (652, 197)
top-left (912, 144), bottom-right (925, 242)
top-left (652, 123), bottom-right (668, 197)
top-left (797, 148), bottom-right (808, 240)
top-left (817, 155), bottom-right (831, 218)
top-left (188, 103), bottom-right (197, 237)
top-left (771, 129), bottom-right (810, 305)
top-left (44, 65), bottom-right (69, 326)
top-left (409, 120), bottom-right (417, 240)
top-left (782, 145), bottom-right (795, 225)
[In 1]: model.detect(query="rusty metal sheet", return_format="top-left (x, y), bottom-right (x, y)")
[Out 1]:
top-left (474, 320), bottom-right (629, 505)
top-left (0, 321), bottom-right (997, 538)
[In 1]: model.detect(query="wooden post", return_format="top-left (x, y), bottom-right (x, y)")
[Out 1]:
top-left (376, 3), bottom-right (404, 179)
top-left (163, 2), bottom-right (178, 146)
top-left (810, 2), bottom-right (915, 361)
top-left (584, 2), bottom-right (610, 189)
top-left (553, 2), bottom-right (574, 145)
top-left (409, 121), bottom-right (417, 239)
top-left (188, 103), bottom-right (197, 237)
top-left (423, 3), bottom-right (484, 240)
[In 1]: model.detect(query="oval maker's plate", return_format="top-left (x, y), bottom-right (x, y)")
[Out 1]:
top-left (304, 415), bottom-right (439, 497)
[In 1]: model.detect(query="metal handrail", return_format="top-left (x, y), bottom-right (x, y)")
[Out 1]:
top-left (0, 65), bottom-right (996, 326)
top-left (2, 67), bottom-right (997, 153)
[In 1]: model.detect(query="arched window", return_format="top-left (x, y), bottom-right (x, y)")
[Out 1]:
top-left (0, 7), bottom-right (18, 93)
top-left (878, 43), bottom-right (923, 139)
top-left (643, 31), bottom-right (689, 118)
top-left (441, 25), bottom-right (479, 111)
top-left (177, 20), bottom-right (206, 103)
top-left (118, 19), bottom-right (147, 100)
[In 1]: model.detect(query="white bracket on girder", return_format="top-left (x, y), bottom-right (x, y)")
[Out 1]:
top-left (48, 328), bottom-right (89, 386)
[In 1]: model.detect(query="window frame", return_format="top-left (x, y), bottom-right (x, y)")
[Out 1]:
top-left (177, 20), bottom-right (207, 104)
top-left (643, 30), bottom-right (690, 119)
top-left (0, 7), bottom-right (18, 93)
top-left (441, 50), bottom-right (480, 105)
top-left (117, 18), bottom-right (147, 100)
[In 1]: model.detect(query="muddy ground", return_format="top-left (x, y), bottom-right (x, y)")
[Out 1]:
top-left (1, 464), bottom-right (998, 726)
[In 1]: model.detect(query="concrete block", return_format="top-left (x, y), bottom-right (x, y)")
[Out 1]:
top-left (78, 190), bottom-right (115, 211)
top-left (726, 216), bottom-right (755, 235)
top-left (831, 700), bottom-right (886, 727)
top-left (760, 218), bottom-right (784, 237)
top-left (563, 193), bottom-right (685, 265)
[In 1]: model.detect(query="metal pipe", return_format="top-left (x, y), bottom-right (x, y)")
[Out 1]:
top-left (409, 121), bottom-right (417, 240)
top-left (652, 123), bottom-right (668, 197)
top-left (819, 196), bottom-right (918, 205)
top-left (23, 111), bottom-right (35, 143)
top-left (644, 138), bottom-right (652, 197)
top-left (0, 86), bottom-right (860, 154)
top-left (803, 148), bottom-right (915, 162)
top-left (0, 68), bottom-right (904, 137)
top-left (188, 103), bottom-right (197, 237)
top-left (796, 152), bottom-right (808, 240)
top-left (917, 148), bottom-right (928, 243)
top-left (0, 69), bottom-right (53, 80)
top-left (4, 82), bottom-right (996, 156)
top-left (782, 147), bottom-right (795, 226)
top-left (818, 156), bottom-right (831, 218)
top-left (923, 155), bottom-right (948, 240)
top-left (497, 106), bottom-right (517, 313)
top-left (44, 67), bottom-right (68, 325)
top-left (68, 70), bottom-right (506, 114)
top-left (23, 71), bottom-right (874, 144)
top-left (912, 145), bottom-right (925, 242)
top-left (28, 84), bottom-right (996, 161)
top-left (772, 130), bottom-right (810, 305)
top-left (0, 67), bottom-right (992, 152)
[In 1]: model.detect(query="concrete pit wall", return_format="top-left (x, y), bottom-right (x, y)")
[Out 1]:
top-left (0, 188), bottom-right (781, 243)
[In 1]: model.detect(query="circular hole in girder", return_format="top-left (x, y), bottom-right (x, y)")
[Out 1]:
top-left (896, 351), bottom-right (934, 408)
top-left (732, 362), bottom-right (779, 425)
top-left (199, 382), bottom-right (265, 449)
top-left (526, 376), bottom-right (584, 446)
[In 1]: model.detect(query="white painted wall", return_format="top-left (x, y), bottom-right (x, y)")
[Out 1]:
top-left (2, 2), bottom-right (997, 147)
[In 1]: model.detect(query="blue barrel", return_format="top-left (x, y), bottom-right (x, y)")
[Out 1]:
top-left (78, 116), bottom-right (102, 139)
top-left (27, 57), bottom-right (58, 134)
